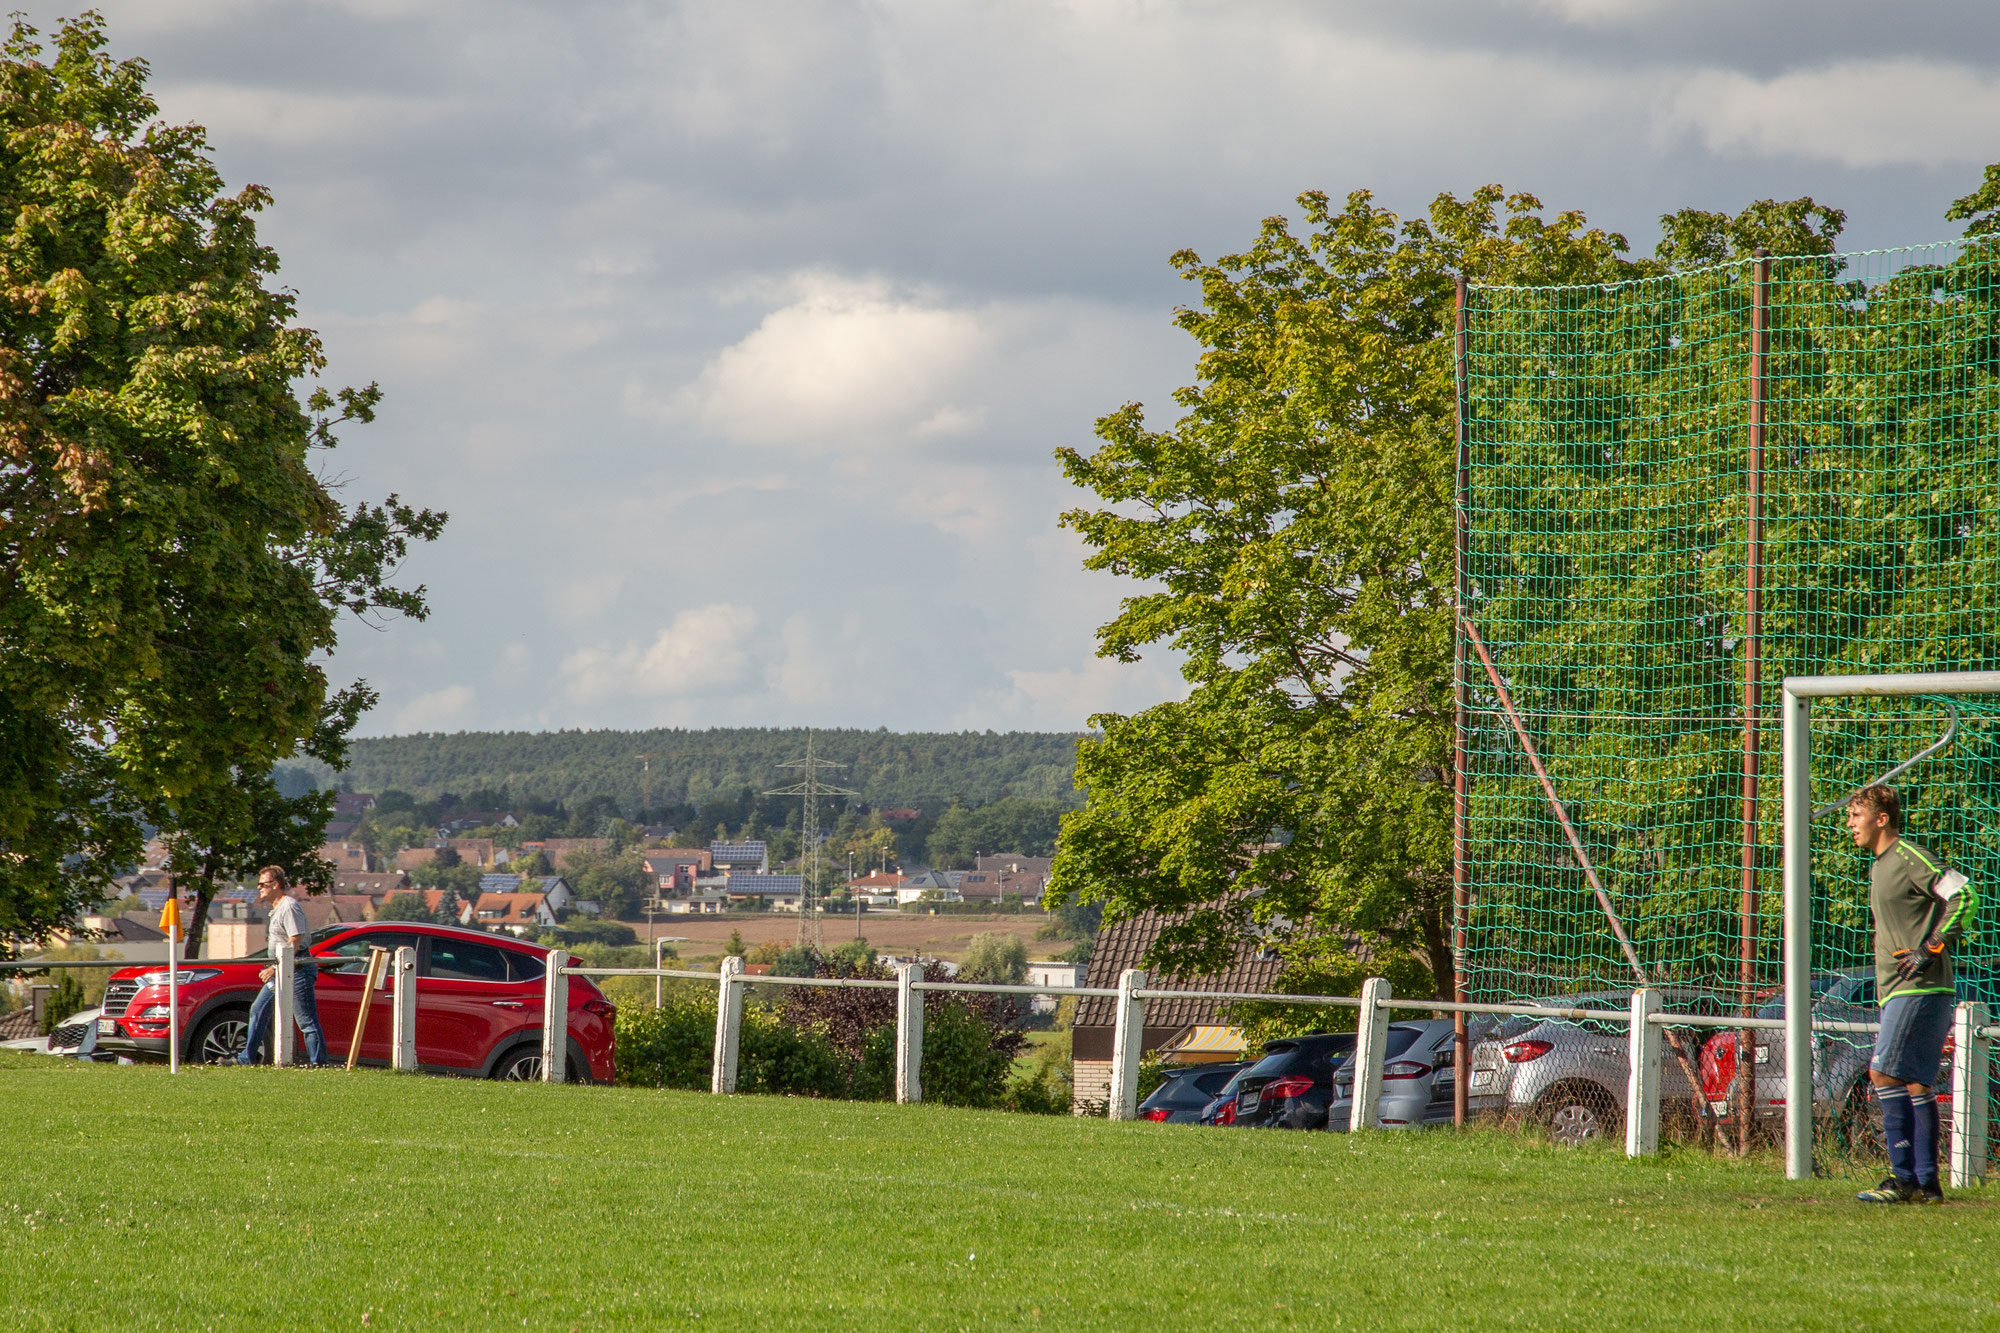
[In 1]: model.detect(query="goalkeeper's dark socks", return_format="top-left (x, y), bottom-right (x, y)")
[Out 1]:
top-left (1910, 1090), bottom-right (1940, 1190)
top-left (1878, 1085), bottom-right (1915, 1182)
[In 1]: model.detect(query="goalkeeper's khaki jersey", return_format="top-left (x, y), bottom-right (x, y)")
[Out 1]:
top-left (1872, 838), bottom-right (1978, 1002)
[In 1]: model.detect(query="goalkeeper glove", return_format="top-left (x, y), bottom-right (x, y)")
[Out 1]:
top-left (1892, 935), bottom-right (1946, 983)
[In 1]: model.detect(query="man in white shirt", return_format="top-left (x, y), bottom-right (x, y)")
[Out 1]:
top-left (235, 866), bottom-right (329, 1066)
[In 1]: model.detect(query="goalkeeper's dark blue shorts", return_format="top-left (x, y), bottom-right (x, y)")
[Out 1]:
top-left (1871, 990), bottom-right (1954, 1086)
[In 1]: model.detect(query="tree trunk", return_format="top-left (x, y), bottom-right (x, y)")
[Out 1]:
top-left (180, 855), bottom-right (222, 961)
top-left (1419, 885), bottom-right (1455, 1002)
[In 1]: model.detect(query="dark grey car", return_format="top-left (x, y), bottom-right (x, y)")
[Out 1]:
top-left (1139, 1062), bottom-right (1247, 1124)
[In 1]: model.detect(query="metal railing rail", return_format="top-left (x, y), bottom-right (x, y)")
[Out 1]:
top-left (538, 959), bottom-right (1989, 1186)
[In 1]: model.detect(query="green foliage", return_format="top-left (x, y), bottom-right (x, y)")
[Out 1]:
top-left (1462, 222), bottom-right (2000, 998)
top-left (958, 932), bottom-right (1028, 985)
top-left (1036, 896), bottom-right (1101, 941)
top-left (725, 928), bottom-right (746, 957)
top-left (1946, 160), bottom-right (2000, 238)
top-left (373, 892), bottom-right (436, 923)
top-left (999, 1039), bottom-right (1073, 1115)
top-left (614, 984), bottom-right (716, 1090)
top-left (925, 797), bottom-right (1064, 867)
top-left (0, 16), bottom-right (441, 948)
top-left (410, 861), bottom-right (481, 895)
top-left (543, 919), bottom-right (639, 949)
top-left (1134, 1052), bottom-right (1168, 1105)
top-left (916, 1002), bottom-right (1016, 1108)
top-left (39, 972), bottom-right (85, 1034)
top-left (563, 848), bottom-right (650, 920)
top-left (1052, 186), bottom-right (1648, 999)
top-left (327, 728), bottom-right (1084, 812)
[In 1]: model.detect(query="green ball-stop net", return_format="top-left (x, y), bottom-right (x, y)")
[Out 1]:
top-left (1459, 241), bottom-right (2000, 1168)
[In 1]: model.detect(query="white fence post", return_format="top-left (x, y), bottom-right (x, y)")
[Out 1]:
top-left (1625, 988), bottom-right (1663, 1158)
top-left (896, 962), bottom-right (924, 1104)
top-left (273, 948), bottom-right (295, 1068)
top-left (1780, 683), bottom-right (1814, 1181)
top-left (1951, 1001), bottom-right (1991, 1189)
top-left (711, 955), bottom-right (744, 1095)
top-left (1107, 968), bottom-right (1148, 1121)
top-left (540, 947), bottom-right (569, 1083)
top-left (1350, 977), bottom-right (1393, 1131)
top-left (391, 945), bottom-right (418, 1072)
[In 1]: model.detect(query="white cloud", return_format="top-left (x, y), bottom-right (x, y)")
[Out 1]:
top-left (676, 274), bottom-right (991, 447)
top-left (558, 604), bottom-right (761, 703)
top-left (393, 683), bottom-right (475, 732)
top-left (953, 656), bottom-right (1187, 732)
top-left (1666, 60), bottom-right (2000, 168)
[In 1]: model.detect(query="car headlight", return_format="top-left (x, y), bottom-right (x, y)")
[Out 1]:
top-left (137, 969), bottom-right (222, 986)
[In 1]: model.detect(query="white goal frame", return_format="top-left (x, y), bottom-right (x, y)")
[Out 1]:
top-left (1781, 670), bottom-right (2000, 1179)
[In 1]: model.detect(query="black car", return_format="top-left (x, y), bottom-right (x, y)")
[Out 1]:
top-left (1139, 1062), bottom-right (1247, 1124)
top-left (1198, 1065), bottom-right (1252, 1125)
top-left (1234, 1033), bottom-right (1358, 1129)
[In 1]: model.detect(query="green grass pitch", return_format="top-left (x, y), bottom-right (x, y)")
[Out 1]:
top-left (2, 1051), bottom-right (1995, 1330)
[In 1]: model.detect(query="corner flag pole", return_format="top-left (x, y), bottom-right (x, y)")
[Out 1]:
top-left (159, 890), bottom-right (183, 1074)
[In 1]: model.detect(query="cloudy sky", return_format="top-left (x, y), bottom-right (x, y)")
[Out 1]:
top-left (81, 1), bottom-right (2000, 736)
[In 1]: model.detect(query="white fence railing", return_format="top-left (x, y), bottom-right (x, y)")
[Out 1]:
top-left (544, 957), bottom-right (1994, 1187)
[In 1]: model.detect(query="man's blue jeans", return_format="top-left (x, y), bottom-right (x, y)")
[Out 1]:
top-left (236, 964), bottom-right (328, 1066)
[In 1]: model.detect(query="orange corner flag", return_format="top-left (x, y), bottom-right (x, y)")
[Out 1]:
top-left (158, 894), bottom-right (182, 941)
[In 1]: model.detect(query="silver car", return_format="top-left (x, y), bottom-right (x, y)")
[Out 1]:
top-left (1468, 987), bottom-right (1727, 1144)
top-left (1327, 1019), bottom-right (1476, 1130)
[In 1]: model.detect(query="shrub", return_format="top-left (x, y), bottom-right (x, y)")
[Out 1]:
top-left (614, 983), bottom-right (716, 1090)
top-left (919, 1002), bottom-right (1015, 1108)
top-left (546, 920), bottom-right (639, 948)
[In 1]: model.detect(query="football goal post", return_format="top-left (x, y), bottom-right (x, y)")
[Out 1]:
top-left (1782, 670), bottom-right (2000, 1180)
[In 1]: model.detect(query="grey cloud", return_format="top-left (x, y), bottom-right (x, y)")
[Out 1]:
top-left (65, 1), bottom-right (2000, 736)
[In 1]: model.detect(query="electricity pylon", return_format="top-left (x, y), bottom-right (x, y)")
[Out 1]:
top-left (765, 729), bottom-right (858, 951)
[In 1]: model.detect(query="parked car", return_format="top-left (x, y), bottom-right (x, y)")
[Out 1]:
top-left (1701, 966), bottom-right (2000, 1158)
top-left (45, 1006), bottom-right (102, 1059)
top-left (1197, 1064), bottom-right (1251, 1125)
top-left (1140, 1062), bottom-right (1248, 1124)
top-left (1327, 1019), bottom-right (1468, 1130)
top-left (1467, 986), bottom-right (1729, 1144)
top-left (1233, 1033), bottom-right (1357, 1129)
top-left (94, 922), bottom-right (617, 1082)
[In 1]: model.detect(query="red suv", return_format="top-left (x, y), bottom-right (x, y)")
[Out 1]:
top-left (95, 922), bottom-right (616, 1082)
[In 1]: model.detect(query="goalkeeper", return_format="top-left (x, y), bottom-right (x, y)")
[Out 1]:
top-left (1847, 785), bottom-right (1977, 1204)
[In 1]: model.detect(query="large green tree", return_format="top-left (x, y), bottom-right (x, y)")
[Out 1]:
top-left (0, 16), bottom-right (440, 948)
top-left (1048, 186), bottom-right (1848, 999)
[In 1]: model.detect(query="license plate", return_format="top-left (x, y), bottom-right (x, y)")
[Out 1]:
top-left (1710, 1099), bottom-right (1728, 1115)
top-left (1471, 1069), bottom-right (1495, 1089)
top-left (1753, 1046), bottom-right (1770, 1064)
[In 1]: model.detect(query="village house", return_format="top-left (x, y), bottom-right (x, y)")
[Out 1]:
top-left (1068, 906), bottom-right (1280, 1112)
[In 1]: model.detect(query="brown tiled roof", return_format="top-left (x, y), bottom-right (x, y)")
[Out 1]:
top-left (0, 1009), bottom-right (38, 1040)
top-left (1074, 906), bottom-right (1285, 1031)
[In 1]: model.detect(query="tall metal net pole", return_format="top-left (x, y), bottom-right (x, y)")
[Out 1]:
top-left (766, 730), bottom-right (858, 953)
top-left (1452, 273), bottom-right (1472, 1129)
top-left (1738, 248), bottom-right (1770, 1151)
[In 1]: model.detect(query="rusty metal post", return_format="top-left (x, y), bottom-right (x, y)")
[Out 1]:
top-left (1739, 249), bottom-right (1771, 1152)
top-left (1452, 274), bottom-right (1472, 1128)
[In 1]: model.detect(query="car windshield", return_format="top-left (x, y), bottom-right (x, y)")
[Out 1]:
top-left (238, 921), bottom-right (364, 962)
top-left (1758, 973), bottom-right (1863, 1019)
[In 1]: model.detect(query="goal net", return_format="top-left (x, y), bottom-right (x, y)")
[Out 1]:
top-left (1456, 239), bottom-right (2000, 1167)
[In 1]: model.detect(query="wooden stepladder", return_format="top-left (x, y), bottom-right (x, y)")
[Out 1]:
top-left (344, 947), bottom-right (392, 1071)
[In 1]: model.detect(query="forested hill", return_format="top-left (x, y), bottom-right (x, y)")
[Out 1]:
top-left (330, 729), bottom-right (1085, 811)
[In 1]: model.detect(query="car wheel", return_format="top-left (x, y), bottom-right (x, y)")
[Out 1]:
top-left (494, 1047), bottom-right (543, 1081)
top-left (189, 1008), bottom-right (251, 1065)
top-left (1539, 1086), bottom-right (1617, 1146)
